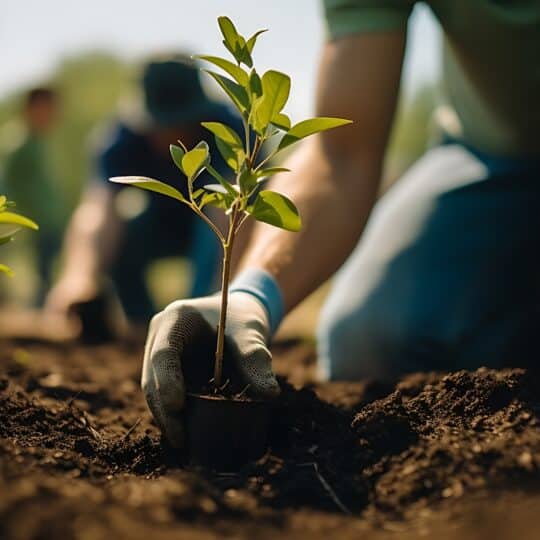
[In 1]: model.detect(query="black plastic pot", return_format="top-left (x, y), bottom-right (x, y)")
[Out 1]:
top-left (184, 392), bottom-right (272, 471)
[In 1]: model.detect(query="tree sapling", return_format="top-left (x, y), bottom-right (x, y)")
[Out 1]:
top-left (110, 16), bottom-right (351, 392)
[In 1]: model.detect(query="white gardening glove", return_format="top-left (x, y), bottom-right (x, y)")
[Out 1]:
top-left (141, 292), bottom-right (280, 448)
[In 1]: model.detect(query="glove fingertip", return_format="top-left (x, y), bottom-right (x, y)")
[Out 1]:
top-left (249, 375), bottom-right (281, 400)
top-left (162, 417), bottom-right (185, 449)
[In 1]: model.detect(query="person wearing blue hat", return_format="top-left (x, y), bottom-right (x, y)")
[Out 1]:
top-left (46, 56), bottom-right (242, 333)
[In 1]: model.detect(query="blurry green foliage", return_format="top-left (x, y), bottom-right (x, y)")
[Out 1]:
top-left (0, 52), bottom-right (134, 219)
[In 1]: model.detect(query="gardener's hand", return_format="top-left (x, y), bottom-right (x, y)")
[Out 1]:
top-left (142, 292), bottom-right (280, 448)
top-left (45, 272), bottom-right (101, 319)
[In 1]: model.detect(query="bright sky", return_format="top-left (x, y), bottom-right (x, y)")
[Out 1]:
top-left (2, 1), bottom-right (441, 119)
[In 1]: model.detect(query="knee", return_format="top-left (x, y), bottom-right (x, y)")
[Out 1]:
top-left (317, 308), bottom-right (392, 381)
top-left (317, 306), bottom-right (445, 382)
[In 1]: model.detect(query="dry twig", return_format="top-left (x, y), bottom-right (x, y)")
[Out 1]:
top-left (123, 417), bottom-right (142, 440)
top-left (300, 462), bottom-right (351, 515)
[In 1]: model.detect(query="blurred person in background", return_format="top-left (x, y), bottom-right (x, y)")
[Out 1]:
top-left (46, 56), bottom-right (241, 334)
top-left (2, 87), bottom-right (64, 304)
top-left (140, 2), bottom-right (540, 447)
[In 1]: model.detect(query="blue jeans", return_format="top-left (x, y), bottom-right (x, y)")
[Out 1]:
top-left (111, 210), bottom-right (220, 323)
top-left (317, 143), bottom-right (540, 381)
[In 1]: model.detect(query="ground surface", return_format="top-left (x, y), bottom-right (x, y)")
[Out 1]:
top-left (1, 339), bottom-right (540, 539)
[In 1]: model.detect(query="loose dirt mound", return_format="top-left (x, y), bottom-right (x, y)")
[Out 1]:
top-left (354, 368), bottom-right (540, 517)
top-left (1, 341), bottom-right (540, 539)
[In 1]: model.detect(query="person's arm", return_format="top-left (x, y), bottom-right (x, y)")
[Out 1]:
top-left (45, 183), bottom-right (123, 313)
top-left (239, 31), bottom-right (406, 312)
top-left (140, 31), bottom-right (408, 448)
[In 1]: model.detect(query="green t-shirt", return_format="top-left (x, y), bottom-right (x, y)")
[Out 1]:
top-left (2, 134), bottom-right (63, 230)
top-left (323, 0), bottom-right (540, 157)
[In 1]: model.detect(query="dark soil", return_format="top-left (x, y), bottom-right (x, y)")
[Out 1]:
top-left (1, 339), bottom-right (540, 539)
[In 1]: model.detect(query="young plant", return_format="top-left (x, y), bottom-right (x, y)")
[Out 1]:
top-left (0, 195), bottom-right (39, 276)
top-left (110, 16), bottom-right (351, 390)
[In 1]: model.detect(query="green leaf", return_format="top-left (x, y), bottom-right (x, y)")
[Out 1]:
top-left (182, 141), bottom-right (210, 181)
top-left (202, 121), bottom-right (245, 173)
top-left (199, 191), bottom-right (229, 210)
top-left (238, 168), bottom-right (257, 193)
top-left (201, 122), bottom-right (243, 148)
top-left (248, 190), bottom-right (301, 232)
top-left (195, 55), bottom-right (248, 86)
top-left (218, 16), bottom-right (242, 55)
top-left (0, 212), bottom-right (38, 230)
top-left (215, 137), bottom-right (243, 173)
top-left (0, 196), bottom-right (7, 212)
top-left (204, 70), bottom-right (250, 113)
top-left (204, 183), bottom-right (229, 195)
top-left (0, 264), bottom-right (14, 277)
top-left (252, 70), bottom-right (290, 134)
top-left (236, 39), bottom-right (253, 68)
top-left (246, 29), bottom-right (267, 53)
top-left (271, 113), bottom-right (291, 131)
top-left (255, 167), bottom-right (291, 182)
top-left (217, 16), bottom-right (252, 67)
top-left (248, 70), bottom-right (262, 101)
top-left (170, 144), bottom-right (185, 172)
top-left (278, 117), bottom-right (353, 150)
top-left (109, 176), bottom-right (187, 203)
top-left (206, 164), bottom-right (238, 198)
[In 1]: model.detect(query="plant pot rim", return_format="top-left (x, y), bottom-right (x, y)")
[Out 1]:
top-left (186, 391), bottom-right (271, 404)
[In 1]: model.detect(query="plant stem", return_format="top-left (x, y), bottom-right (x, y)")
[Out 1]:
top-left (191, 204), bottom-right (225, 244)
top-left (243, 117), bottom-right (251, 158)
top-left (213, 206), bottom-right (239, 390)
top-left (254, 149), bottom-right (279, 171)
top-left (235, 212), bottom-right (249, 234)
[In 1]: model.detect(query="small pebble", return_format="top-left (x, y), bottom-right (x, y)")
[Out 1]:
top-left (518, 451), bottom-right (533, 469)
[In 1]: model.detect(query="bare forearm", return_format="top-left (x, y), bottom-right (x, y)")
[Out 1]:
top-left (239, 139), bottom-right (381, 311)
top-left (238, 32), bottom-right (405, 312)
top-left (61, 185), bottom-right (122, 280)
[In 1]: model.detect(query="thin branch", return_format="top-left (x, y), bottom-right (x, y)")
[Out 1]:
top-left (250, 136), bottom-right (261, 166)
top-left (213, 204), bottom-right (239, 389)
top-left (234, 212), bottom-right (250, 234)
top-left (191, 204), bottom-right (226, 244)
top-left (65, 391), bottom-right (82, 409)
top-left (254, 149), bottom-right (278, 172)
top-left (236, 383), bottom-right (251, 399)
top-left (123, 417), bottom-right (142, 440)
top-left (243, 117), bottom-right (251, 158)
top-left (219, 379), bottom-right (230, 392)
top-left (299, 462), bottom-right (351, 515)
top-left (206, 164), bottom-right (233, 191)
top-left (81, 411), bottom-right (102, 442)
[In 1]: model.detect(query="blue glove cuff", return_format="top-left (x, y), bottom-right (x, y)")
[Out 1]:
top-left (229, 268), bottom-right (284, 336)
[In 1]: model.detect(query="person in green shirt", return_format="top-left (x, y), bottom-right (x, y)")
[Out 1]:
top-left (134, 3), bottom-right (540, 447)
top-left (2, 87), bottom-right (64, 304)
